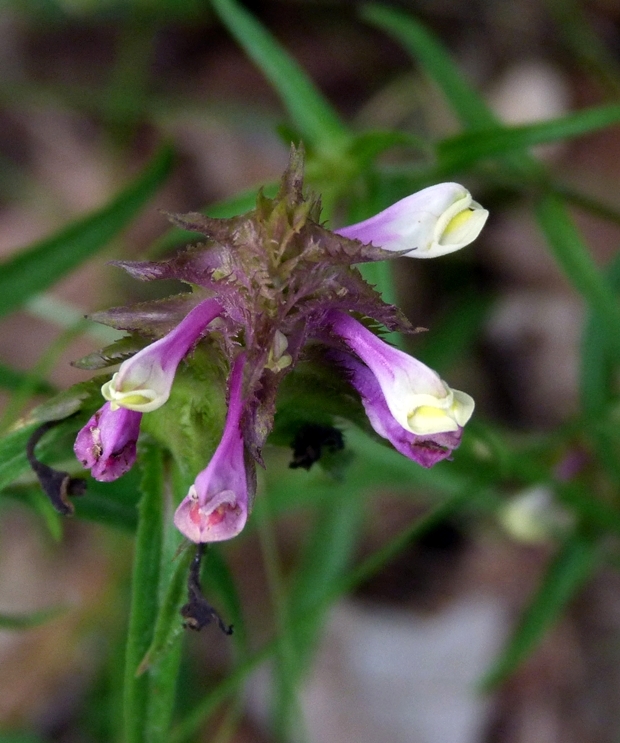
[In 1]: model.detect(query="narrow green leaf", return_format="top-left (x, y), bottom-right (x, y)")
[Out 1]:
top-left (555, 184), bottom-right (620, 230)
top-left (580, 254), bottom-right (620, 416)
top-left (0, 734), bottom-right (46, 743)
top-left (74, 471), bottom-right (142, 531)
top-left (360, 5), bottom-right (542, 186)
top-left (547, 0), bottom-right (620, 99)
top-left (0, 422), bottom-right (55, 492)
top-left (481, 535), bottom-right (598, 690)
top-left (211, 0), bottom-right (349, 150)
top-left (361, 4), bottom-right (497, 130)
top-left (0, 363), bottom-right (54, 394)
top-left (137, 551), bottom-right (190, 677)
top-left (146, 640), bottom-right (184, 743)
top-left (123, 440), bottom-right (165, 743)
top-left (438, 105), bottom-right (620, 170)
top-left (254, 495), bottom-right (305, 741)
top-left (25, 488), bottom-right (63, 541)
top-left (288, 487), bottom-right (364, 653)
top-left (143, 464), bottom-right (191, 743)
top-left (0, 144), bottom-right (174, 319)
top-left (535, 193), bottom-right (620, 358)
top-left (349, 130), bottom-right (430, 166)
top-left (0, 319), bottom-right (92, 434)
top-left (0, 606), bottom-right (65, 630)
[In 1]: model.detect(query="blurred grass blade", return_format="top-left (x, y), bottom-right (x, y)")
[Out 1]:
top-left (0, 319), bottom-right (91, 434)
top-left (273, 485), bottom-right (364, 738)
top-left (0, 606), bottom-right (65, 629)
top-left (287, 487), bottom-right (364, 655)
top-left (26, 487), bottom-right (63, 541)
top-left (0, 145), bottom-right (174, 319)
top-left (0, 363), bottom-right (54, 394)
top-left (547, 0), bottom-right (620, 99)
top-left (203, 546), bottom-right (249, 656)
top-left (360, 5), bottom-right (541, 183)
top-left (211, 0), bottom-right (350, 150)
top-left (73, 475), bottom-right (141, 530)
top-left (361, 4), bottom-right (497, 130)
top-left (0, 424), bottom-right (38, 492)
top-left (438, 104), bottom-right (620, 170)
top-left (580, 254), bottom-right (620, 416)
top-left (123, 441), bottom-right (165, 743)
top-left (0, 420), bottom-right (69, 492)
top-left (481, 535), bottom-right (598, 690)
top-left (535, 193), bottom-right (620, 357)
top-left (415, 289), bottom-right (492, 373)
top-left (556, 184), bottom-right (620, 229)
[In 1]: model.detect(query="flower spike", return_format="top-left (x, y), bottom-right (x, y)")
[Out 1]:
top-left (336, 182), bottom-right (488, 258)
top-left (101, 298), bottom-right (223, 413)
top-left (327, 310), bottom-right (474, 436)
top-left (74, 402), bottom-right (142, 482)
top-left (61, 147), bottom-right (480, 558)
top-left (174, 354), bottom-right (250, 543)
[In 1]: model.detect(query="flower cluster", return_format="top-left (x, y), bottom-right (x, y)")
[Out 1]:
top-left (73, 147), bottom-right (487, 544)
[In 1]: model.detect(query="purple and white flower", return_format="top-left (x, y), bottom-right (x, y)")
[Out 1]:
top-left (174, 355), bottom-right (249, 543)
top-left (327, 310), bottom-right (474, 437)
top-left (101, 297), bottom-right (222, 413)
top-left (331, 350), bottom-right (462, 467)
top-left (336, 182), bottom-right (488, 258)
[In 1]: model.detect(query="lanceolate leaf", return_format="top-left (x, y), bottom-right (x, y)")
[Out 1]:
top-left (361, 5), bottom-right (497, 130)
top-left (211, 0), bottom-right (350, 151)
top-left (0, 145), bottom-right (174, 319)
top-left (438, 104), bottom-right (620, 170)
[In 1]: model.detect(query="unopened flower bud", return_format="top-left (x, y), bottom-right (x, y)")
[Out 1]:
top-left (174, 355), bottom-right (250, 543)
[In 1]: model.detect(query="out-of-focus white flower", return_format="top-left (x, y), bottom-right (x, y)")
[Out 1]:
top-left (499, 486), bottom-right (574, 543)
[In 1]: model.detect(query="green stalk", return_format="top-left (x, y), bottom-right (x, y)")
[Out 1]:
top-left (123, 441), bottom-right (165, 743)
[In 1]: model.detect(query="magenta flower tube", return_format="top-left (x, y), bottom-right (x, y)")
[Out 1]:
top-left (174, 354), bottom-right (249, 543)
